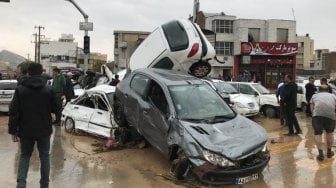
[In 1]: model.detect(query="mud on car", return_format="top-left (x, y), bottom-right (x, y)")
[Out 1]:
top-left (113, 68), bottom-right (270, 185)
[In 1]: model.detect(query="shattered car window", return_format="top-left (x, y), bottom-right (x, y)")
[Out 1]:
top-left (169, 84), bottom-right (235, 122)
top-left (97, 95), bottom-right (108, 111)
top-left (130, 74), bottom-right (149, 96)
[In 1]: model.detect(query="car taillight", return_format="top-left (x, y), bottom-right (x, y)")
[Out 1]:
top-left (187, 43), bottom-right (199, 58)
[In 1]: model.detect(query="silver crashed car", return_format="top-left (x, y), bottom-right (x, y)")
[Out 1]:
top-left (114, 68), bottom-right (270, 185)
top-left (61, 85), bottom-right (117, 138)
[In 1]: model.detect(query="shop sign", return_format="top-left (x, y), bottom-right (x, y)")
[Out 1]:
top-left (241, 42), bottom-right (298, 56)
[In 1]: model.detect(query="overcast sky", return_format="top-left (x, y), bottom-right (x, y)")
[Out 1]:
top-left (1, 0), bottom-right (335, 61)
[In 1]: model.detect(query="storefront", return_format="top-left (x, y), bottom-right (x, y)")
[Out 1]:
top-left (234, 42), bottom-right (298, 89)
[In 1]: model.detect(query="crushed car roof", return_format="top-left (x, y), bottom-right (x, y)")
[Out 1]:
top-left (134, 68), bottom-right (205, 86)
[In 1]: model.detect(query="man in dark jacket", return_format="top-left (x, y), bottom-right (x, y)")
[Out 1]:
top-left (65, 72), bottom-right (75, 103)
top-left (305, 76), bottom-right (316, 116)
top-left (283, 74), bottom-right (302, 136)
top-left (8, 63), bottom-right (60, 188)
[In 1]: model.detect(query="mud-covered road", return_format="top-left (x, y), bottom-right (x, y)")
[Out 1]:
top-left (1, 112), bottom-right (336, 188)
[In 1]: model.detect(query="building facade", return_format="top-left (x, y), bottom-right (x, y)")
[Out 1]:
top-left (296, 34), bottom-right (314, 70)
top-left (40, 34), bottom-right (78, 74)
top-left (324, 51), bottom-right (336, 78)
top-left (113, 30), bottom-right (150, 72)
top-left (196, 12), bottom-right (297, 88)
top-left (40, 34), bottom-right (107, 74)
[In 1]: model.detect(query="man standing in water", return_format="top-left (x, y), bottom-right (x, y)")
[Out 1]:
top-left (310, 85), bottom-right (336, 161)
top-left (8, 63), bottom-right (60, 187)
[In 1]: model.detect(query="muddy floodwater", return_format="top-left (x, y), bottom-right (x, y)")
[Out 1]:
top-left (1, 112), bottom-right (336, 188)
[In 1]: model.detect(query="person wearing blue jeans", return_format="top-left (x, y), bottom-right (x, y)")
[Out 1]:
top-left (8, 63), bottom-right (60, 188)
top-left (17, 136), bottom-right (50, 187)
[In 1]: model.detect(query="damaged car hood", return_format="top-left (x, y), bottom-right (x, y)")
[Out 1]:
top-left (181, 115), bottom-right (267, 160)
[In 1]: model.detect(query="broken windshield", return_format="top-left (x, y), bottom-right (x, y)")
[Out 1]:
top-left (213, 82), bottom-right (239, 94)
top-left (169, 84), bottom-right (235, 122)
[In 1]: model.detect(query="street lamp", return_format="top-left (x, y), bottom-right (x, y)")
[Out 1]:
top-left (65, 0), bottom-right (92, 72)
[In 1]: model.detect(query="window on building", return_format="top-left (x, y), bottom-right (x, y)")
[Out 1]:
top-left (114, 34), bottom-right (118, 48)
top-left (298, 42), bottom-right (304, 48)
top-left (277, 28), bottom-right (288, 42)
top-left (212, 20), bottom-right (233, 33)
top-left (297, 52), bottom-right (304, 58)
top-left (310, 63), bottom-right (314, 68)
top-left (215, 42), bottom-right (234, 55)
top-left (248, 28), bottom-right (260, 42)
top-left (296, 64), bottom-right (303, 69)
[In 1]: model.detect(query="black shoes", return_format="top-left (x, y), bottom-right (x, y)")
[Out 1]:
top-left (327, 151), bottom-right (334, 158)
top-left (316, 151), bottom-right (334, 161)
top-left (283, 133), bottom-right (295, 136)
top-left (316, 155), bottom-right (324, 161)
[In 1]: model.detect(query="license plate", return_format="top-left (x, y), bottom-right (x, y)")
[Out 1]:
top-left (235, 173), bottom-right (258, 184)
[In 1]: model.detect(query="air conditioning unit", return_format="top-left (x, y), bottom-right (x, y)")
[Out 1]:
top-left (120, 42), bottom-right (127, 49)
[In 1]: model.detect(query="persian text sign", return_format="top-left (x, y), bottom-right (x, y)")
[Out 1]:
top-left (241, 42), bottom-right (298, 56)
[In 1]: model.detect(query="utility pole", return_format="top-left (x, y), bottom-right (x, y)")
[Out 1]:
top-left (65, 0), bottom-right (92, 72)
top-left (35, 26), bottom-right (44, 63)
top-left (192, 0), bottom-right (200, 22)
top-left (32, 33), bottom-right (38, 63)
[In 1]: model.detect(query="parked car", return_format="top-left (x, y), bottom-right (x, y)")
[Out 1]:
top-left (129, 18), bottom-right (218, 78)
top-left (0, 80), bottom-right (17, 112)
top-left (228, 82), bottom-right (279, 118)
top-left (114, 68), bottom-right (270, 185)
top-left (211, 80), bottom-right (260, 117)
top-left (296, 84), bottom-right (308, 112)
top-left (61, 85), bottom-right (117, 138)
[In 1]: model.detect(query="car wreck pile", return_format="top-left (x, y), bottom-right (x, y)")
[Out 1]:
top-left (61, 19), bottom-right (270, 185)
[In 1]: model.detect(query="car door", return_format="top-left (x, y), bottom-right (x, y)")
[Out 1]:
top-left (70, 95), bottom-right (96, 132)
top-left (297, 85), bottom-right (306, 108)
top-left (89, 94), bottom-right (112, 137)
top-left (239, 84), bottom-right (261, 104)
top-left (139, 80), bottom-right (170, 155)
top-left (125, 74), bottom-right (150, 129)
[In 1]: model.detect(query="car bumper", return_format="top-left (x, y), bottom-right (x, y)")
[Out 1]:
top-left (235, 107), bottom-right (259, 117)
top-left (193, 152), bottom-right (270, 185)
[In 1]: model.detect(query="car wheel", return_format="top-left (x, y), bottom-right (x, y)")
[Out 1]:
top-left (64, 118), bottom-right (75, 133)
top-left (301, 103), bottom-right (307, 113)
top-left (189, 61), bottom-right (211, 78)
top-left (171, 150), bottom-right (190, 180)
top-left (264, 106), bottom-right (276, 118)
top-left (114, 100), bottom-right (128, 127)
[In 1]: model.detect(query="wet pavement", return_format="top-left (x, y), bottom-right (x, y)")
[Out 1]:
top-left (1, 112), bottom-right (336, 187)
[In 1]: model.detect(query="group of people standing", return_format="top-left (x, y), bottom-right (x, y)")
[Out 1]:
top-left (277, 75), bottom-right (336, 161)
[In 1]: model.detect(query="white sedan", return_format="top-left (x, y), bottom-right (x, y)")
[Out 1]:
top-left (0, 80), bottom-right (17, 112)
top-left (61, 85), bottom-right (117, 138)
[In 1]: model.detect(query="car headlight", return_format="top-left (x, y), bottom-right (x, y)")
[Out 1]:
top-left (235, 102), bottom-right (246, 108)
top-left (262, 144), bottom-right (268, 152)
top-left (202, 150), bottom-right (235, 167)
